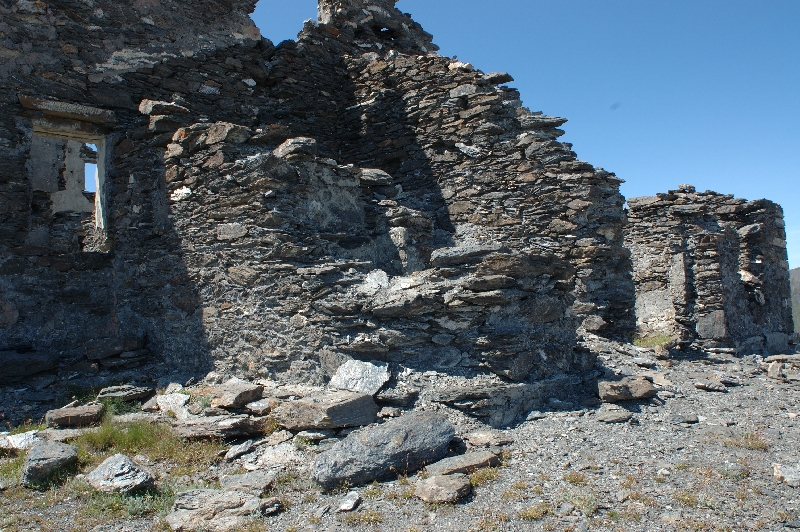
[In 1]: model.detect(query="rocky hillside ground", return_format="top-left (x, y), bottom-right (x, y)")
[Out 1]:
top-left (3, 339), bottom-right (800, 532)
top-left (791, 268), bottom-right (799, 332)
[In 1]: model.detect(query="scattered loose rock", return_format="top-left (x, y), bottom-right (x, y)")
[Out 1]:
top-left (426, 451), bottom-right (501, 476)
top-left (312, 411), bottom-right (454, 487)
top-left (86, 454), bottom-right (155, 494)
top-left (695, 379), bottom-right (727, 392)
top-left (329, 360), bottom-right (391, 396)
top-left (271, 390), bottom-right (378, 431)
top-left (415, 473), bottom-right (472, 503)
top-left (21, 441), bottom-right (78, 486)
top-left (337, 491), bottom-right (362, 512)
top-left (598, 376), bottom-right (657, 402)
top-left (210, 379), bottom-right (263, 410)
top-left (45, 403), bottom-right (104, 428)
top-left (220, 471), bottom-right (275, 496)
top-left (96, 385), bottom-right (154, 402)
top-left (165, 489), bottom-right (281, 531)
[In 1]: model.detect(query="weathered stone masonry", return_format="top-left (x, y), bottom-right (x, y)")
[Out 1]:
top-left (625, 185), bottom-right (793, 354)
top-left (0, 0), bottom-right (793, 421)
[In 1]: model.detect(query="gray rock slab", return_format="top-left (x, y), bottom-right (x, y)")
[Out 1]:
top-left (597, 409), bottom-right (633, 423)
top-left (224, 440), bottom-right (256, 461)
top-left (271, 391), bottom-right (377, 431)
top-left (86, 454), bottom-right (155, 494)
top-left (45, 402), bottom-right (104, 428)
top-left (210, 379), bottom-right (263, 410)
top-left (415, 473), bottom-right (471, 503)
top-left (165, 489), bottom-right (281, 531)
top-left (96, 385), bottom-right (154, 402)
top-left (172, 415), bottom-right (265, 440)
top-left (312, 411), bottom-right (454, 488)
top-left (337, 491), bottom-right (362, 512)
top-left (464, 430), bottom-right (514, 448)
top-left (21, 441), bottom-right (78, 486)
top-left (598, 376), bottom-right (657, 403)
top-left (329, 360), bottom-right (390, 396)
top-left (425, 451), bottom-right (500, 476)
top-left (220, 471), bottom-right (275, 496)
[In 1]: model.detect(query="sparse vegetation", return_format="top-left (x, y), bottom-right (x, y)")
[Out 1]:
top-left (674, 490), bottom-right (700, 507)
top-left (518, 502), bottom-right (552, 520)
top-left (723, 433), bottom-right (770, 451)
top-left (633, 333), bottom-right (673, 348)
top-left (564, 472), bottom-right (588, 486)
top-left (470, 467), bottom-right (500, 487)
top-left (565, 489), bottom-right (599, 516)
top-left (342, 510), bottom-right (384, 525)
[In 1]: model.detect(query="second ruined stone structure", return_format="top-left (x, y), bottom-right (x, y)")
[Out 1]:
top-left (626, 185), bottom-right (793, 354)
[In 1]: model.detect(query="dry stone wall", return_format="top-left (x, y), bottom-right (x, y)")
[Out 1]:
top-left (625, 185), bottom-right (794, 354)
top-left (0, 0), bottom-right (792, 421)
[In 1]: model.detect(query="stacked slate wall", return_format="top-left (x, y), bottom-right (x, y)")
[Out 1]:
top-left (625, 185), bottom-right (794, 354)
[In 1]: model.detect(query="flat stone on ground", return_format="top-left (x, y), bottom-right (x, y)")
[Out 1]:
top-left (21, 441), bottom-right (78, 486)
top-left (96, 385), bottom-right (153, 402)
top-left (426, 451), bottom-right (501, 476)
top-left (271, 390), bottom-right (378, 431)
top-left (165, 489), bottom-right (281, 531)
top-left (415, 474), bottom-right (472, 503)
top-left (220, 471), bottom-right (275, 496)
top-left (86, 454), bottom-right (155, 494)
top-left (45, 403), bottom-right (104, 428)
top-left (172, 415), bottom-right (265, 440)
top-left (210, 379), bottom-right (263, 409)
top-left (598, 376), bottom-right (657, 403)
top-left (312, 411), bottom-right (454, 487)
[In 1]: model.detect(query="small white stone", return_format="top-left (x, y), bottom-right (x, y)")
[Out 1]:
top-left (338, 491), bottom-right (361, 512)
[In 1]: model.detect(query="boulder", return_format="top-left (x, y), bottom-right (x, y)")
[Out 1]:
top-left (165, 489), bottom-right (282, 531)
top-left (244, 398), bottom-right (276, 416)
top-left (220, 471), bottom-right (275, 496)
top-left (329, 360), bottom-right (391, 396)
top-left (156, 394), bottom-right (191, 419)
top-left (425, 451), bottom-right (500, 476)
top-left (210, 379), bottom-right (263, 410)
top-left (464, 430), bottom-right (513, 448)
top-left (21, 441), bottom-right (77, 486)
top-left (597, 376), bottom-right (657, 403)
top-left (86, 454), bottom-right (155, 494)
top-left (271, 391), bottom-right (378, 431)
top-left (415, 474), bottom-right (471, 503)
top-left (96, 385), bottom-right (153, 402)
top-left (172, 415), bottom-right (265, 440)
top-left (312, 411), bottom-right (454, 487)
top-left (45, 402), bottom-right (104, 428)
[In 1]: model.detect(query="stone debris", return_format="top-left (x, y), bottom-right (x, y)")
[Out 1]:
top-left (220, 471), bottom-right (275, 496)
top-left (596, 406), bottom-right (634, 424)
top-left (21, 441), bottom-right (78, 486)
top-left (425, 451), bottom-right (501, 477)
top-left (337, 491), bottom-right (362, 512)
top-left (96, 385), bottom-right (153, 402)
top-left (695, 379), bottom-right (727, 392)
top-left (165, 490), bottom-right (282, 532)
top-left (312, 412), bottom-right (454, 487)
top-left (271, 391), bottom-right (378, 431)
top-left (464, 430), bottom-right (514, 448)
top-left (773, 463), bottom-right (800, 487)
top-left (598, 376), bottom-right (658, 403)
top-left (415, 473), bottom-right (472, 503)
top-left (209, 379), bottom-right (264, 409)
top-left (45, 403), bottom-right (104, 428)
top-left (329, 360), bottom-right (391, 396)
top-left (172, 415), bottom-right (266, 440)
top-left (0, 430), bottom-right (41, 451)
top-left (86, 454), bottom-right (156, 494)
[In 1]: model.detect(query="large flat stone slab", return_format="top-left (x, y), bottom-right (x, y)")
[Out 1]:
top-left (598, 376), bottom-right (657, 403)
top-left (96, 385), bottom-right (153, 402)
top-left (172, 415), bottom-right (265, 440)
top-left (165, 489), bottom-right (282, 532)
top-left (329, 360), bottom-right (391, 395)
top-left (210, 379), bottom-right (263, 410)
top-left (425, 451), bottom-right (500, 476)
top-left (415, 473), bottom-right (471, 503)
top-left (21, 441), bottom-right (77, 486)
top-left (312, 411), bottom-right (454, 487)
top-left (271, 391), bottom-right (377, 431)
top-left (45, 403), bottom-right (104, 428)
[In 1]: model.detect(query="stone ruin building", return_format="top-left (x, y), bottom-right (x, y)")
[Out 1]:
top-left (0, 0), bottom-right (794, 425)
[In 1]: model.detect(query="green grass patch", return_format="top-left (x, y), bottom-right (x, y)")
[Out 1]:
top-left (469, 467), bottom-right (500, 487)
top-left (633, 333), bottom-right (673, 348)
top-left (0, 453), bottom-right (25, 484)
top-left (73, 420), bottom-right (224, 475)
top-left (62, 477), bottom-right (176, 518)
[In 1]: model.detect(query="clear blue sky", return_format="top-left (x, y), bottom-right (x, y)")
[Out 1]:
top-left (252, 0), bottom-right (800, 269)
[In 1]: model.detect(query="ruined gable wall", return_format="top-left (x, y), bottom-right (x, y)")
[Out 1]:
top-left (625, 186), bottom-right (793, 354)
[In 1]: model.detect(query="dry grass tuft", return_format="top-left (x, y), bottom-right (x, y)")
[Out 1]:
top-left (564, 472), bottom-right (588, 486)
top-left (469, 467), bottom-right (500, 487)
top-left (723, 433), bottom-right (769, 451)
top-left (518, 502), bottom-right (552, 520)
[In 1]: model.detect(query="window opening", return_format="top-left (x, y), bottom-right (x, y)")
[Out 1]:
top-left (28, 134), bottom-right (108, 253)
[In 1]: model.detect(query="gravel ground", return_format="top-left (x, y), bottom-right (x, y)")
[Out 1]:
top-left (3, 347), bottom-right (800, 532)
